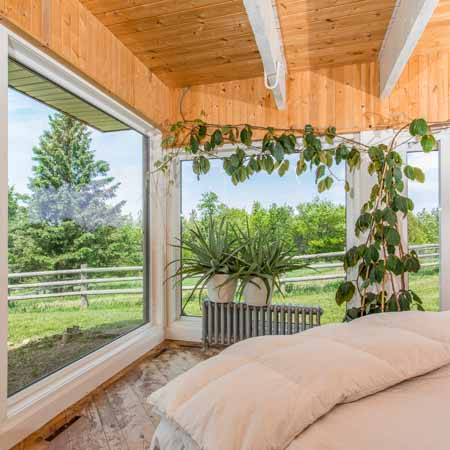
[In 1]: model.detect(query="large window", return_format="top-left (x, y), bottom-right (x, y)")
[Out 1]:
top-left (7, 59), bottom-right (148, 396)
top-left (180, 154), bottom-right (347, 324)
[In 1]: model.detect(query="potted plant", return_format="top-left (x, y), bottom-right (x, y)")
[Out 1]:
top-left (169, 217), bottom-right (242, 303)
top-left (236, 226), bottom-right (307, 306)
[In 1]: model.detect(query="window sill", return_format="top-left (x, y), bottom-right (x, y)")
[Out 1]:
top-left (167, 316), bottom-right (202, 342)
top-left (1, 323), bottom-right (164, 450)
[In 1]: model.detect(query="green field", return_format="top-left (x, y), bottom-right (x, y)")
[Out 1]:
top-left (182, 266), bottom-right (440, 322)
top-left (8, 294), bottom-right (144, 395)
top-left (7, 266), bottom-right (439, 396)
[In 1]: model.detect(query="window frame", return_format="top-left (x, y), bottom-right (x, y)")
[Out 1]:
top-left (166, 142), bottom-right (352, 339)
top-left (0, 26), bottom-right (165, 449)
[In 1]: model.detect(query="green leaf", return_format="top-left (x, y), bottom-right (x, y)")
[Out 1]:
top-left (386, 255), bottom-right (403, 276)
top-left (318, 176), bottom-right (333, 193)
top-left (190, 134), bottom-right (199, 153)
top-left (198, 125), bottom-right (207, 139)
top-left (335, 144), bottom-right (349, 165)
top-left (336, 281), bottom-right (356, 306)
top-left (403, 165), bottom-right (415, 180)
top-left (385, 227), bottom-right (401, 246)
top-left (383, 207), bottom-right (397, 226)
top-left (212, 129), bottom-right (223, 147)
top-left (421, 135), bottom-right (436, 153)
top-left (343, 246), bottom-right (360, 270)
top-left (325, 176), bottom-right (333, 190)
top-left (296, 157), bottom-right (307, 176)
top-left (240, 126), bottom-right (253, 146)
top-left (278, 159), bottom-right (290, 177)
top-left (315, 164), bottom-right (325, 181)
top-left (413, 167), bottom-right (425, 183)
top-left (265, 156), bottom-right (274, 174)
top-left (409, 118), bottom-right (428, 137)
top-left (273, 142), bottom-right (285, 162)
top-left (344, 181), bottom-right (350, 192)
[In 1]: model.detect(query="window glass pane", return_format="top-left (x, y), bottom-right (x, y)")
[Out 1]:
top-left (8, 66), bottom-right (146, 396)
top-left (407, 150), bottom-right (440, 311)
top-left (180, 154), bottom-right (346, 324)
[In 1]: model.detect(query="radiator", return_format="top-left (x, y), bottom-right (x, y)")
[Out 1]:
top-left (202, 301), bottom-right (323, 349)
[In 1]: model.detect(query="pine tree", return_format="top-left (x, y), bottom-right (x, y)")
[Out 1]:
top-left (30, 113), bottom-right (109, 190)
top-left (28, 112), bottom-right (125, 229)
top-left (8, 112), bottom-right (139, 272)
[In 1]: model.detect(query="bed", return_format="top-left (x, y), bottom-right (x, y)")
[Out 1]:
top-left (149, 311), bottom-right (450, 450)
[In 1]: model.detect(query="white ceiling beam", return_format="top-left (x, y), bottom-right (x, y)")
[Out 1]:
top-left (243, 0), bottom-right (287, 110)
top-left (379, 0), bottom-right (439, 98)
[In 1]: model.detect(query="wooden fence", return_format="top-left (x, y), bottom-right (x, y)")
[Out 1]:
top-left (7, 244), bottom-right (439, 304)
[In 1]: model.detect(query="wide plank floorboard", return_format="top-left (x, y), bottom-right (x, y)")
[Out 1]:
top-left (17, 345), bottom-right (217, 450)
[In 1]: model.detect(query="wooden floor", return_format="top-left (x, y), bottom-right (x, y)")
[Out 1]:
top-left (14, 344), bottom-right (218, 450)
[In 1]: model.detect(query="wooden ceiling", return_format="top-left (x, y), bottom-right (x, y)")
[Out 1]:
top-left (80, 0), bottom-right (400, 88)
top-left (414, 0), bottom-right (450, 55)
top-left (79, 0), bottom-right (263, 87)
top-left (277, 0), bottom-right (397, 72)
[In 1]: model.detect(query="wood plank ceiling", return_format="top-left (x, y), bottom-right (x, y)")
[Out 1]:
top-left (79, 0), bottom-right (263, 87)
top-left (80, 0), bottom-right (399, 88)
top-left (414, 0), bottom-right (450, 55)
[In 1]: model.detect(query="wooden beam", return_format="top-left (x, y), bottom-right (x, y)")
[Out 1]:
top-left (379, 0), bottom-right (439, 98)
top-left (243, 0), bottom-right (287, 109)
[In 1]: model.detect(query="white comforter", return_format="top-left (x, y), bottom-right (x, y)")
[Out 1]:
top-left (149, 312), bottom-right (450, 450)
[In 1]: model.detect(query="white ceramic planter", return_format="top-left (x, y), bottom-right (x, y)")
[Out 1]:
top-left (207, 274), bottom-right (237, 303)
top-left (243, 277), bottom-right (274, 306)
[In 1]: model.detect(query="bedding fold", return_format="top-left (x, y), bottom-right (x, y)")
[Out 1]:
top-left (149, 311), bottom-right (450, 450)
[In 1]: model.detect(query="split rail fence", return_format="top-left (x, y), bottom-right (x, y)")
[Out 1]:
top-left (7, 244), bottom-right (439, 304)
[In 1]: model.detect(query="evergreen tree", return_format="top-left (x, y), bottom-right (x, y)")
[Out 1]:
top-left (30, 113), bottom-right (108, 191)
top-left (28, 113), bottom-right (125, 229)
top-left (9, 112), bottom-right (139, 272)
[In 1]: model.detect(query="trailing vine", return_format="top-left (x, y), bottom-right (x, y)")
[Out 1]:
top-left (155, 117), bottom-right (442, 318)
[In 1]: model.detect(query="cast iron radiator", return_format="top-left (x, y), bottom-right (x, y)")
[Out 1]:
top-left (202, 301), bottom-right (323, 348)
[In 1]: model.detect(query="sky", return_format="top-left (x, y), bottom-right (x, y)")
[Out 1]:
top-left (181, 151), bottom-right (439, 218)
top-left (8, 87), bottom-right (439, 223)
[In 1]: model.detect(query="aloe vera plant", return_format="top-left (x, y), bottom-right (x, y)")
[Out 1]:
top-left (168, 217), bottom-right (243, 307)
top-left (235, 225), bottom-right (308, 303)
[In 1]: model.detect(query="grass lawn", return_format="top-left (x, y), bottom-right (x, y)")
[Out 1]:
top-left (8, 294), bottom-right (144, 395)
top-left (182, 266), bottom-right (440, 323)
top-left (7, 266), bottom-right (439, 395)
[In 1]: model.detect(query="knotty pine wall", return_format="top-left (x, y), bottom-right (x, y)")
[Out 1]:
top-left (1, 0), bottom-right (449, 135)
top-left (0, 0), bottom-right (172, 129)
top-left (172, 51), bottom-right (450, 134)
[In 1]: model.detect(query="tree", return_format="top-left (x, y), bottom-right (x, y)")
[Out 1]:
top-left (408, 209), bottom-right (439, 245)
top-left (30, 113), bottom-right (108, 191)
top-left (9, 112), bottom-right (138, 272)
top-left (197, 192), bottom-right (226, 220)
top-left (28, 113), bottom-right (125, 229)
top-left (292, 198), bottom-right (345, 255)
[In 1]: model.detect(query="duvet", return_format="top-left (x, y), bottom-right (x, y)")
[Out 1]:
top-left (148, 311), bottom-right (450, 450)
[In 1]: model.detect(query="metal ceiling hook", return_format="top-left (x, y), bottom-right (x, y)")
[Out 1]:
top-left (264, 60), bottom-right (281, 90)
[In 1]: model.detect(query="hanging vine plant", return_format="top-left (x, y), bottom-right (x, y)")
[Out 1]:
top-left (155, 117), bottom-right (442, 318)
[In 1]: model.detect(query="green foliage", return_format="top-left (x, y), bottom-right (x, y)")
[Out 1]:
top-left (158, 117), bottom-right (438, 318)
top-left (234, 224), bottom-right (308, 302)
top-left (8, 112), bottom-right (142, 273)
top-left (169, 218), bottom-right (244, 307)
top-left (30, 113), bottom-right (109, 191)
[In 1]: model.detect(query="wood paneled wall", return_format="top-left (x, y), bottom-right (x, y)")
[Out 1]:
top-left (0, 0), bottom-right (172, 129)
top-left (1, 0), bottom-right (450, 135)
top-left (172, 51), bottom-right (450, 134)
